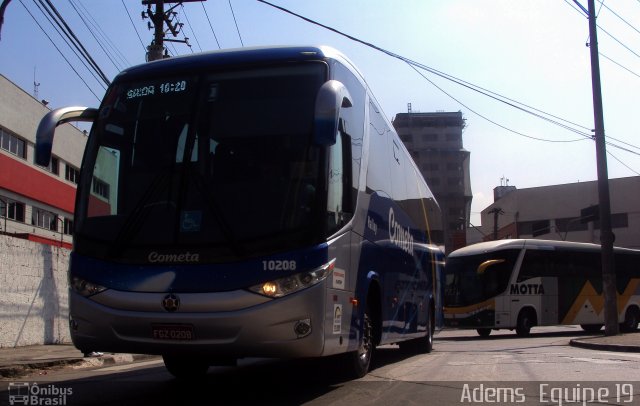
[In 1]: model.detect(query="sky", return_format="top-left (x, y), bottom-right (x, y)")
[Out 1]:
top-left (1, 0), bottom-right (639, 226)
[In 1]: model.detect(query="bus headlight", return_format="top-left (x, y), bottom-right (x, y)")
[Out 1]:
top-left (249, 259), bottom-right (336, 298)
top-left (70, 276), bottom-right (107, 297)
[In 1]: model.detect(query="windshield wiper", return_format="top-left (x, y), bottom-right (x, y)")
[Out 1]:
top-left (108, 169), bottom-right (172, 258)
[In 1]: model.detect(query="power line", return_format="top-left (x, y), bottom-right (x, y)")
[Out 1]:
top-left (259, 0), bottom-right (640, 158)
top-left (67, 0), bottom-right (122, 72)
top-left (607, 150), bottom-right (640, 175)
top-left (180, 3), bottom-right (202, 52)
top-left (121, 0), bottom-right (146, 53)
top-left (257, 0), bottom-right (594, 140)
top-left (228, 0), bottom-right (244, 46)
top-left (201, 2), bottom-right (220, 49)
top-left (597, 23), bottom-right (640, 59)
top-left (564, 1), bottom-right (640, 80)
top-left (39, 0), bottom-right (110, 86)
top-left (78, 1), bottom-right (131, 67)
top-left (31, 0), bottom-right (107, 90)
top-left (599, 52), bottom-right (640, 79)
top-left (407, 63), bottom-right (587, 144)
top-left (17, 0), bottom-right (101, 101)
top-left (598, 0), bottom-right (640, 37)
top-left (74, 0), bottom-right (131, 68)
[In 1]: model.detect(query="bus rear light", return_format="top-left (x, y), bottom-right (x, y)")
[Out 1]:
top-left (249, 259), bottom-right (336, 298)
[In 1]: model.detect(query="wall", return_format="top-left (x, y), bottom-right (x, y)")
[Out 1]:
top-left (0, 234), bottom-right (70, 348)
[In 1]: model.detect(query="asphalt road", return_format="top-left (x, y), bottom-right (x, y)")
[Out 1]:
top-left (2, 326), bottom-right (639, 406)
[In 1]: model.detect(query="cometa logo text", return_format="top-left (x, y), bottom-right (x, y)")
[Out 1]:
top-left (148, 252), bottom-right (200, 263)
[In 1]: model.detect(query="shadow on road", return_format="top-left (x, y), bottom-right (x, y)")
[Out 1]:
top-left (436, 328), bottom-right (601, 342)
top-left (0, 347), bottom-right (422, 406)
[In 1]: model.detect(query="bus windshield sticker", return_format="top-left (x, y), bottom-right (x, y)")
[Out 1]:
top-left (180, 211), bottom-right (202, 233)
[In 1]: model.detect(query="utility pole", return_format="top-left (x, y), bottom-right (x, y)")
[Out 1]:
top-left (142, 0), bottom-right (202, 61)
top-left (488, 207), bottom-right (503, 240)
top-left (586, 0), bottom-right (618, 336)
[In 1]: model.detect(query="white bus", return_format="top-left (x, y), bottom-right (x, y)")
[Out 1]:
top-left (444, 239), bottom-right (640, 337)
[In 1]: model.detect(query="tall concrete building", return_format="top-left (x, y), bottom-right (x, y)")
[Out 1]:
top-left (393, 110), bottom-right (472, 253)
top-left (0, 74), bottom-right (86, 248)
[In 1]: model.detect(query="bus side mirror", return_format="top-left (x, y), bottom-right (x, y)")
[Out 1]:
top-left (476, 259), bottom-right (505, 275)
top-left (313, 80), bottom-right (352, 146)
top-left (35, 106), bottom-right (98, 166)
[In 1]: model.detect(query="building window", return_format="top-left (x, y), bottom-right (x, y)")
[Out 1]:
top-left (447, 163), bottom-right (461, 171)
top-left (446, 133), bottom-right (459, 141)
top-left (0, 196), bottom-right (26, 222)
top-left (400, 133), bottom-right (413, 143)
top-left (422, 162), bottom-right (439, 171)
top-left (531, 220), bottom-right (550, 237)
top-left (555, 217), bottom-right (588, 233)
top-left (65, 164), bottom-right (80, 184)
top-left (0, 127), bottom-right (26, 159)
top-left (92, 177), bottom-right (110, 199)
top-left (424, 133), bottom-right (438, 142)
top-left (32, 207), bottom-right (59, 231)
top-left (447, 177), bottom-right (462, 186)
top-left (37, 155), bottom-right (60, 175)
top-left (63, 217), bottom-right (74, 235)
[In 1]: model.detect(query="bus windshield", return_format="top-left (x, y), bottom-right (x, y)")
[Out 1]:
top-left (75, 63), bottom-right (327, 262)
top-left (444, 249), bottom-right (520, 306)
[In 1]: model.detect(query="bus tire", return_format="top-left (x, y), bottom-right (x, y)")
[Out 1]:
top-left (163, 355), bottom-right (209, 379)
top-left (580, 324), bottom-right (603, 333)
top-left (477, 328), bottom-right (491, 337)
top-left (399, 304), bottom-right (434, 354)
top-left (516, 309), bottom-right (535, 337)
top-left (343, 304), bottom-right (374, 379)
top-left (621, 306), bottom-right (640, 332)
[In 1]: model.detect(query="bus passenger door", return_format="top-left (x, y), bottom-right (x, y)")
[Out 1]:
top-left (540, 277), bottom-right (558, 325)
top-left (494, 295), bottom-right (510, 329)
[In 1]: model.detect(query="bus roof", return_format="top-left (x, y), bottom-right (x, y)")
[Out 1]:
top-left (448, 239), bottom-right (640, 258)
top-left (114, 45), bottom-right (363, 83)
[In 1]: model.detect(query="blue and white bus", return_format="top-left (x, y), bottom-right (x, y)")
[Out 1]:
top-left (36, 46), bottom-right (444, 378)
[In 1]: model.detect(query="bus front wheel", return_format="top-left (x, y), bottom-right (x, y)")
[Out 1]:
top-left (476, 328), bottom-right (491, 337)
top-left (399, 305), bottom-right (434, 354)
top-left (343, 305), bottom-right (374, 378)
top-left (580, 324), bottom-right (603, 333)
top-left (621, 306), bottom-right (640, 332)
top-left (516, 309), bottom-right (536, 337)
top-left (163, 355), bottom-right (210, 379)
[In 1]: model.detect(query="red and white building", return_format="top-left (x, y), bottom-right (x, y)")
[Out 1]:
top-left (0, 74), bottom-right (87, 249)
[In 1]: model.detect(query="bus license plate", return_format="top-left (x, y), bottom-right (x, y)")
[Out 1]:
top-left (152, 324), bottom-right (194, 341)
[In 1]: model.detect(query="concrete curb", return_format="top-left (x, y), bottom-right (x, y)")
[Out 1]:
top-left (0, 354), bottom-right (158, 379)
top-left (569, 339), bottom-right (640, 353)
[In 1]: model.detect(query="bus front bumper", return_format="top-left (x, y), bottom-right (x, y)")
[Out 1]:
top-left (68, 283), bottom-right (327, 359)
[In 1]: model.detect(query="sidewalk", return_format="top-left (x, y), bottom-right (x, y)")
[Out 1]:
top-left (569, 331), bottom-right (640, 352)
top-left (0, 344), bottom-right (158, 378)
